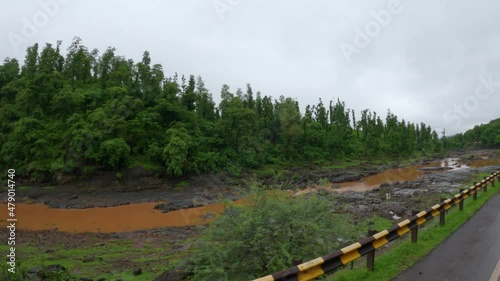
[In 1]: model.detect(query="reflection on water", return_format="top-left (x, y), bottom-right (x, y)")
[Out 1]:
top-left (2, 158), bottom-right (498, 233)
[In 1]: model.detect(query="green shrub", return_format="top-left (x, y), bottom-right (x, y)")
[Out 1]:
top-left (189, 188), bottom-right (349, 280)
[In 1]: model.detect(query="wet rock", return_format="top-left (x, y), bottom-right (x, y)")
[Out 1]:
top-left (38, 264), bottom-right (66, 278)
top-left (342, 190), bottom-right (367, 201)
top-left (200, 213), bottom-right (215, 220)
top-left (355, 204), bottom-right (370, 213)
top-left (367, 197), bottom-right (383, 204)
top-left (419, 167), bottom-right (453, 172)
top-left (376, 202), bottom-right (406, 215)
top-left (154, 270), bottom-right (189, 281)
top-left (361, 169), bottom-right (380, 177)
top-left (393, 188), bottom-right (417, 198)
top-left (155, 203), bottom-right (180, 212)
top-left (154, 203), bottom-right (167, 210)
top-left (154, 202), bottom-right (195, 213)
top-left (379, 182), bottom-right (390, 188)
top-left (331, 173), bottom-right (361, 183)
top-left (133, 268), bottom-right (142, 275)
top-left (342, 205), bottom-right (356, 213)
top-left (192, 196), bottom-right (208, 207)
top-left (28, 266), bottom-right (42, 274)
top-left (28, 191), bottom-right (44, 199)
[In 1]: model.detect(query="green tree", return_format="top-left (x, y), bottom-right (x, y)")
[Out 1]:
top-left (64, 37), bottom-right (93, 89)
top-left (98, 138), bottom-right (131, 169)
top-left (181, 75), bottom-right (196, 111)
top-left (277, 97), bottom-right (303, 158)
top-left (163, 128), bottom-right (192, 177)
top-left (0, 58), bottom-right (19, 89)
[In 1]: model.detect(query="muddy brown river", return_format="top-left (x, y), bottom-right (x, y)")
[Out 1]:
top-left (317, 158), bottom-right (461, 193)
top-left (1, 158), bottom-right (498, 233)
top-left (0, 202), bottom-right (226, 233)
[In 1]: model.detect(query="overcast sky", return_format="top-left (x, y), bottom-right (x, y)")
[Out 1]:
top-left (1, 0), bottom-right (499, 135)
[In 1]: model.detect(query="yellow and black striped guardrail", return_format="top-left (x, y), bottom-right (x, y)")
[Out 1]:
top-left (253, 170), bottom-right (500, 281)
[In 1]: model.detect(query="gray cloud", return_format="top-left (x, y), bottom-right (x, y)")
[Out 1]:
top-left (1, 0), bottom-right (499, 135)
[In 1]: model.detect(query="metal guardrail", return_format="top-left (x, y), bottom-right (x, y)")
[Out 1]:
top-left (253, 170), bottom-right (500, 281)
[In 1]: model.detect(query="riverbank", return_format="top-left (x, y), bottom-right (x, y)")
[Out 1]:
top-left (4, 149), bottom-right (498, 211)
top-left (0, 149), bottom-right (499, 280)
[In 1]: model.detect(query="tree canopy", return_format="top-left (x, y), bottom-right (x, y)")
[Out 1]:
top-left (0, 38), bottom-right (445, 182)
top-left (447, 118), bottom-right (500, 149)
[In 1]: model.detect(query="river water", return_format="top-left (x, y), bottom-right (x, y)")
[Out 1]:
top-left (316, 158), bottom-right (464, 193)
top-left (1, 158), bottom-right (498, 233)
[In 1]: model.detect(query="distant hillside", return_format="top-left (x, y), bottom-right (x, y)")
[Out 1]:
top-left (448, 118), bottom-right (500, 149)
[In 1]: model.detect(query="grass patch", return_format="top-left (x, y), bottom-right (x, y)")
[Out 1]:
top-left (0, 238), bottom-right (175, 280)
top-left (175, 181), bottom-right (189, 189)
top-left (362, 215), bottom-right (393, 232)
top-left (322, 159), bottom-right (363, 169)
top-left (254, 167), bottom-right (276, 179)
top-left (327, 173), bottom-right (499, 281)
top-left (18, 186), bottom-right (32, 191)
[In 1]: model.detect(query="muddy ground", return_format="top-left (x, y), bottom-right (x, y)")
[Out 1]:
top-left (1, 149), bottom-right (499, 280)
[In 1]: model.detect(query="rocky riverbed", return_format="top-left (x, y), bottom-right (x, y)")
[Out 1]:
top-left (332, 165), bottom-right (500, 220)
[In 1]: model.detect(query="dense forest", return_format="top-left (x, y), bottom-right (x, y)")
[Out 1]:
top-left (0, 38), bottom-right (445, 182)
top-left (447, 118), bottom-right (500, 149)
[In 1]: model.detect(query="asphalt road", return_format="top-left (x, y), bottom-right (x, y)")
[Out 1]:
top-left (392, 192), bottom-right (500, 281)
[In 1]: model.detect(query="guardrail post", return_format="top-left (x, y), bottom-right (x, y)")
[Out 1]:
top-left (411, 211), bottom-right (418, 243)
top-left (473, 182), bottom-right (478, 201)
top-left (483, 177), bottom-right (488, 192)
top-left (459, 189), bottom-right (465, 211)
top-left (439, 198), bottom-right (446, 227)
top-left (366, 229), bottom-right (377, 271)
